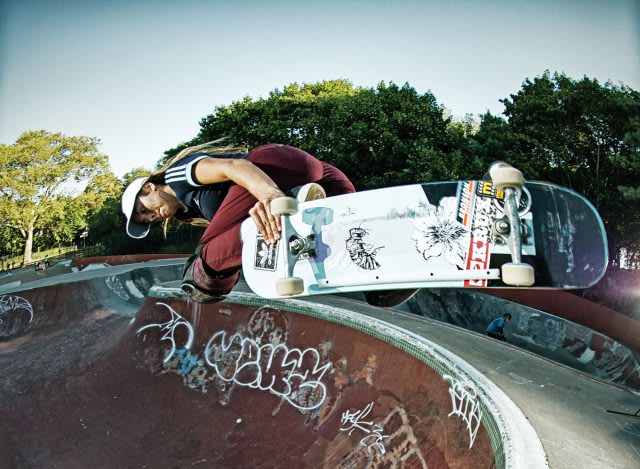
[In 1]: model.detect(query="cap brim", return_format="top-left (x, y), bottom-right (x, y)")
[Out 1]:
top-left (122, 177), bottom-right (151, 239)
top-left (126, 218), bottom-right (150, 239)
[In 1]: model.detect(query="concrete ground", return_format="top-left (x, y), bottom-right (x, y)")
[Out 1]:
top-left (302, 291), bottom-right (640, 469)
top-left (2, 259), bottom-right (639, 468)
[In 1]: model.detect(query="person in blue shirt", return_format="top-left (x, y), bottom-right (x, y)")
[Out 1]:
top-left (486, 313), bottom-right (512, 341)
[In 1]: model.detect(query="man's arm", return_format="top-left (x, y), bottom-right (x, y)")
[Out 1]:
top-left (193, 158), bottom-right (285, 244)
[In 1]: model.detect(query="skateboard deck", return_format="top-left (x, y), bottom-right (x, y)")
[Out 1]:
top-left (241, 180), bottom-right (608, 299)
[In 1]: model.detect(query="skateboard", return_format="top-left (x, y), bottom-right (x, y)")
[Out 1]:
top-left (241, 164), bottom-right (608, 299)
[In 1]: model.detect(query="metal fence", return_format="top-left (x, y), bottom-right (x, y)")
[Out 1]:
top-left (0, 224), bottom-right (206, 270)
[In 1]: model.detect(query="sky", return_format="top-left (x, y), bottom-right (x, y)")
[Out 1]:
top-left (1, 0), bottom-right (638, 178)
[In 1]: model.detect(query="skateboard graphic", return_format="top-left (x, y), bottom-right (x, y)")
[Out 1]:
top-left (241, 164), bottom-right (608, 299)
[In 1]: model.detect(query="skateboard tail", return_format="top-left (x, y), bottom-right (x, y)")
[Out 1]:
top-left (524, 182), bottom-right (609, 289)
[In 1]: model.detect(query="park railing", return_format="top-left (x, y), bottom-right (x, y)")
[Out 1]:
top-left (0, 223), bottom-right (206, 270)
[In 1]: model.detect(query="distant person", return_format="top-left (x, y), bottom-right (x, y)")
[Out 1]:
top-left (121, 141), bottom-right (418, 307)
top-left (486, 313), bottom-right (512, 341)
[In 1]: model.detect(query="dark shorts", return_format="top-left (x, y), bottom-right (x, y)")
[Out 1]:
top-left (487, 332), bottom-right (507, 342)
top-left (198, 144), bottom-right (355, 293)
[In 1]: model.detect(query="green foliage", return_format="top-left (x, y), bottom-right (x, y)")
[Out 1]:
top-left (159, 75), bottom-right (640, 267)
top-left (0, 130), bottom-right (111, 262)
top-left (6, 75), bottom-right (638, 271)
top-left (471, 71), bottom-right (640, 266)
top-left (163, 80), bottom-right (473, 190)
top-left (122, 167), bottom-right (152, 185)
top-left (85, 172), bottom-right (126, 243)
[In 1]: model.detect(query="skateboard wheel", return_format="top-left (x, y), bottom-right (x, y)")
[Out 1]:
top-left (501, 263), bottom-right (535, 286)
top-left (276, 277), bottom-right (304, 296)
top-left (271, 197), bottom-right (299, 216)
top-left (490, 166), bottom-right (524, 190)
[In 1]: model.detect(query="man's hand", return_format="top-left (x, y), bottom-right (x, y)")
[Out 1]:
top-left (248, 191), bottom-right (284, 245)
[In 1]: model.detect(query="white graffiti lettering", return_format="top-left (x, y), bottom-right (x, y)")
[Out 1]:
top-left (0, 295), bottom-right (33, 323)
top-left (341, 402), bottom-right (389, 455)
top-left (105, 275), bottom-right (130, 301)
top-left (444, 375), bottom-right (483, 448)
top-left (138, 303), bottom-right (331, 411)
top-left (137, 302), bottom-right (194, 363)
top-left (204, 330), bottom-right (331, 411)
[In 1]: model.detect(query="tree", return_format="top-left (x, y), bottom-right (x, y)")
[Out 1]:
top-left (155, 74), bottom-right (639, 268)
top-left (0, 130), bottom-right (110, 263)
top-left (162, 80), bottom-right (467, 190)
top-left (84, 172), bottom-right (126, 245)
top-left (472, 72), bottom-right (640, 266)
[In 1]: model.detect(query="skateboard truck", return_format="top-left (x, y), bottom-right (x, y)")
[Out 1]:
top-left (270, 197), bottom-right (313, 296)
top-left (288, 235), bottom-right (317, 258)
top-left (489, 163), bottom-right (535, 286)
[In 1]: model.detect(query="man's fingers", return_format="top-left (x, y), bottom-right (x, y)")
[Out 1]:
top-left (259, 201), bottom-right (278, 243)
top-left (249, 207), bottom-right (267, 239)
top-left (250, 201), bottom-right (280, 244)
top-left (263, 202), bottom-right (281, 234)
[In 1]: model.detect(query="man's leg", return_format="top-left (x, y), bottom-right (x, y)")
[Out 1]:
top-left (182, 144), bottom-right (354, 302)
top-left (487, 332), bottom-right (507, 341)
top-left (181, 229), bottom-right (242, 303)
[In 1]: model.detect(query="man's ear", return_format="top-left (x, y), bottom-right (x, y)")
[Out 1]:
top-left (143, 182), bottom-right (158, 193)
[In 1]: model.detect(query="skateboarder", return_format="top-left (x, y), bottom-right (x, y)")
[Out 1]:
top-left (486, 313), bottom-right (512, 341)
top-left (121, 141), bottom-right (418, 307)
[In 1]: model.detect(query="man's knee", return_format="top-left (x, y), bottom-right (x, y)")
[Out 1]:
top-left (181, 246), bottom-right (241, 303)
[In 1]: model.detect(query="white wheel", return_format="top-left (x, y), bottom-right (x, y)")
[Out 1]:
top-left (276, 277), bottom-right (304, 296)
top-left (501, 263), bottom-right (535, 286)
top-left (490, 166), bottom-right (524, 190)
top-left (271, 197), bottom-right (298, 216)
top-left (487, 161), bottom-right (511, 172)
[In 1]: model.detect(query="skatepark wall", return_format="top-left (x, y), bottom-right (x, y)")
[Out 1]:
top-left (480, 288), bottom-right (640, 354)
top-left (72, 254), bottom-right (189, 270)
top-left (0, 261), bottom-right (547, 468)
top-left (404, 289), bottom-right (640, 391)
top-left (578, 267), bottom-right (640, 319)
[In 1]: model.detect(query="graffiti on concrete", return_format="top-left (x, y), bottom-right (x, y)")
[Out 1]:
top-left (137, 302), bottom-right (195, 363)
top-left (339, 404), bottom-right (428, 468)
top-left (106, 274), bottom-right (149, 301)
top-left (106, 275), bottom-right (130, 301)
top-left (166, 348), bottom-right (211, 392)
top-left (137, 302), bottom-right (331, 411)
top-left (444, 375), bottom-right (483, 448)
top-left (0, 294), bottom-right (34, 339)
top-left (204, 329), bottom-right (331, 411)
top-left (617, 421), bottom-right (640, 438)
top-left (506, 372), bottom-right (545, 387)
top-left (340, 401), bottom-right (388, 455)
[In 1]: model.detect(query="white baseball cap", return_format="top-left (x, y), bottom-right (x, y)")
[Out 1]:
top-left (121, 177), bottom-right (150, 239)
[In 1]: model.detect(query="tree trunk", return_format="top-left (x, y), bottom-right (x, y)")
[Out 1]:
top-left (23, 227), bottom-right (34, 264)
